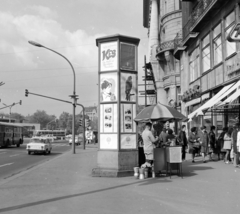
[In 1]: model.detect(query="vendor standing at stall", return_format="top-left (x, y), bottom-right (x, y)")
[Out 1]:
top-left (142, 122), bottom-right (159, 166)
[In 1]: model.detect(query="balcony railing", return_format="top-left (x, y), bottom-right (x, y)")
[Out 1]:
top-left (183, 0), bottom-right (215, 41)
top-left (156, 40), bottom-right (175, 55)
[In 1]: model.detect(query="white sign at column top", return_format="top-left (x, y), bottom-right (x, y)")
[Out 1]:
top-left (100, 42), bottom-right (118, 72)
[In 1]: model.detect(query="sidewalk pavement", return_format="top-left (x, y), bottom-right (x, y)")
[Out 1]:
top-left (0, 145), bottom-right (240, 214)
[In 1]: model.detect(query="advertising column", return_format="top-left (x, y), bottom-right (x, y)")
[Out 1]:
top-left (93, 35), bottom-right (140, 177)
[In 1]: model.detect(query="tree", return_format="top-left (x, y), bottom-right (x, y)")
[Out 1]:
top-left (27, 110), bottom-right (55, 129)
top-left (10, 113), bottom-right (25, 122)
top-left (59, 112), bottom-right (70, 130)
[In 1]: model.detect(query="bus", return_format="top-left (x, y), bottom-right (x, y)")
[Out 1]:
top-left (0, 122), bottom-right (24, 148)
top-left (33, 130), bottom-right (66, 140)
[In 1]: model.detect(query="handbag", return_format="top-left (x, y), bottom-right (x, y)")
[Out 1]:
top-left (223, 140), bottom-right (232, 150)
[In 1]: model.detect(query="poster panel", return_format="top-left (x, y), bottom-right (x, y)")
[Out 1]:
top-left (100, 73), bottom-right (118, 102)
top-left (100, 104), bottom-right (118, 133)
top-left (100, 42), bottom-right (118, 72)
top-left (100, 134), bottom-right (118, 149)
top-left (120, 73), bottom-right (137, 102)
top-left (120, 43), bottom-right (136, 71)
top-left (121, 104), bottom-right (136, 133)
top-left (121, 134), bottom-right (136, 149)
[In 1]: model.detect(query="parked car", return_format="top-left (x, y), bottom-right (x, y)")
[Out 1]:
top-left (26, 138), bottom-right (52, 155)
top-left (68, 136), bottom-right (81, 146)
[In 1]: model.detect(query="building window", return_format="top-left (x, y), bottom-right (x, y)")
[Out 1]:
top-left (213, 23), bottom-right (222, 65)
top-left (189, 47), bottom-right (200, 82)
top-left (225, 11), bottom-right (236, 57)
top-left (202, 34), bottom-right (211, 72)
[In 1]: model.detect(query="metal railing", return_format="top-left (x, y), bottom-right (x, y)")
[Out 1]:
top-left (156, 40), bottom-right (175, 55)
top-left (183, 0), bottom-right (215, 40)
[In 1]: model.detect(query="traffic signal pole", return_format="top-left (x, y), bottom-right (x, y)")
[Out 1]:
top-left (25, 90), bottom-right (86, 150)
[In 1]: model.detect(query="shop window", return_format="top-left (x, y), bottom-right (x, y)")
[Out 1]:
top-left (202, 34), bottom-right (211, 72)
top-left (213, 23), bottom-right (222, 65)
top-left (189, 47), bottom-right (200, 82)
top-left (225, 11), bottom-right (236, 57)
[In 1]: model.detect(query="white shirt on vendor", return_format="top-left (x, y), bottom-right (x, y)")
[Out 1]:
top-left (142, 129), bottom-right (157, 154)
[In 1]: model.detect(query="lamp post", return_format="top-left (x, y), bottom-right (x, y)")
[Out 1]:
top-left (2, 100), bottom-right (22, 122)
top-left (28, 40), bottom-right (78, 154)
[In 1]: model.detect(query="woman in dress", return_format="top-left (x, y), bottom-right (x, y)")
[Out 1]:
top-left (223, 127), bottom-right (233, 164)
top-left (188, 127), bottom-right (200, 163)
top-left (217, 127), bottom-right (228, 160)
top-left (199, 126), bottom-right (210, 163)
top-left (209, 125), bottom-right (216, 161)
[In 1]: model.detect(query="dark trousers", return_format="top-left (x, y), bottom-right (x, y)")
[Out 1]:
top-left (182, 146), bottom-right (186, 160)
top-left (138, 147), bottom-right (146, 167)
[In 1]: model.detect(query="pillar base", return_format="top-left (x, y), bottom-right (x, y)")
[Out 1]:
top-left (91, 150), bottom-right (138, 177)
top-left (92, 168), bottom-right (133, 177)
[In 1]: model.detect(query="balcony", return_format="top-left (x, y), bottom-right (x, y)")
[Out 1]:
top-left (182, 0), bottom-right (226, 44)
top-left (156, 40), bottom-right (175, 59)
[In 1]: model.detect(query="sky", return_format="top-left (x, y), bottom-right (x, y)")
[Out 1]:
top-left (0, 0), bottom-right (148, 117)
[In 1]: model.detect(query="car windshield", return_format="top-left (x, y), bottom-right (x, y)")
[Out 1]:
top-left (31, 139), bottom-right (49, 144)
top-left (30, 139), bottom-right (42, 143)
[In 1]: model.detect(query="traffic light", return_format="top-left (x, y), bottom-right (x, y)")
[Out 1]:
top-left (79, 119), bottom-right (82, 126)
top-left (85, 119), bottom-right (90, 127)
top-left (19, 100), bottom-right (22, 105)
top-left (25, 89), bottom-right (29, 97)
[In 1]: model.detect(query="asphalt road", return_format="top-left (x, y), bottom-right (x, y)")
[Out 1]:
top-left (0, 138), bottom-right (71, 180)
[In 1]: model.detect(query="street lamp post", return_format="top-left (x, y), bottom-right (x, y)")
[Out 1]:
top-left (2, 100), bottom-right (22, 122)
top-left (28, 41), bottom-right (78, 154)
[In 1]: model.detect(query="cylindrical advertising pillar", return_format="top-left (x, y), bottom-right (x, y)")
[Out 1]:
top-left (92, 35), bottom-right (140, 177)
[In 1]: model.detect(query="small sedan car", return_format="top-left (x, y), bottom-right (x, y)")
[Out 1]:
top-left (69, 136), bottom-right (81, 146)
top-left (26, 138), bottom-right (52, 155)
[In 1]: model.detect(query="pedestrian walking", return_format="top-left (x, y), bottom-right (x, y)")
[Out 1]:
top-left (188, 127), bottom-right (200, 163)
top-left (231, 123), bottom-right (239, 167)
top-left (198, 126), bottom-right (210, 163)
top-left (223, 127), bottom-right (233, 164)
top-left (142, 122), bottom-right (159, 167)
top-left (209, 125), bottom-right (216, 161)
top-left (177, 125), bottom-right (188, 161)
top-left (218, 127), bottom-right (228, 160)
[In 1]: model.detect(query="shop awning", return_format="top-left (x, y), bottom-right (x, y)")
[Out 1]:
top-left (216, 83), bottom-right (240, 107)
top-left (188, 82), bottom-right (236, 120)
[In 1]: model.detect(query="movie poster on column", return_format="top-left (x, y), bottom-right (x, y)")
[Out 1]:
top-left (100, 42), bottom-right (118, 72)
top-left (100, 73), bottom-right (118, 102)
top-left (120, 73), bottom-right (136, 102)
top-left (100, 104), bottom-right (118, 133)
top-left (121, 104), bottom-right (136, 133)
top-left (121, 134), bottom-right (136, 149)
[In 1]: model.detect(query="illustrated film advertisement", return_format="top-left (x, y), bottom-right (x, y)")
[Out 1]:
top-left (121, 134), bottom-right (136, 149)
top-left (100, 104), bottom-right (118, 133)
top-left (100, 134), bottom-right (118, 150)
top-left (120, 43), bottom-right (136, 71)
top-left (121, 73), bottom-right (136, 102)
top-left (100, 41), bottom-right (118, 72)
top-left (100, 73), bottom-right (118, 102)
top-left (121, 104), bottom-right (136, 133)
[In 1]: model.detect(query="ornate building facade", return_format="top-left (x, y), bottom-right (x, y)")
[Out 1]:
top-left (143, 0), bottom-right (182, 107)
